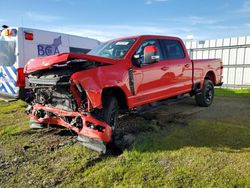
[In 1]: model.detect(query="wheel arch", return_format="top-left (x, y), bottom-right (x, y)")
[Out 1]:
top-left (204, 71), bottom-right (216, 85)
top-left (101, 87), bottom-right (128, 110)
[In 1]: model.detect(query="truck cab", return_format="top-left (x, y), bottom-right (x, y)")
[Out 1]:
top-left (128, 36), bottom-right (193, 107)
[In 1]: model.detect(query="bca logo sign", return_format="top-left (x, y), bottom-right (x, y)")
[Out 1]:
top-left (37, 36), bottom-right (62, 56)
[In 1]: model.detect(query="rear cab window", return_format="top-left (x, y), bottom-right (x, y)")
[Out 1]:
top-left (161, 39), bottom-right (185, 60)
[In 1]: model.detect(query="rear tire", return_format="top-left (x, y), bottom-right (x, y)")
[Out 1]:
top-left (195, 79), bottom-right (214, 107)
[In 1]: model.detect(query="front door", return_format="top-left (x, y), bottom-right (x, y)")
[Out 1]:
top-left (132, 39), bottom-right (170, 106)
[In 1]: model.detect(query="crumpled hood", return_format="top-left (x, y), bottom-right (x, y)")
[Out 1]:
top-left (24, 53), bottom-right (120, 74)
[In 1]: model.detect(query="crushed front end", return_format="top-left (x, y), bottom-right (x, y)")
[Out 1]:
top-left (25, 53), bottom-right (113, 153)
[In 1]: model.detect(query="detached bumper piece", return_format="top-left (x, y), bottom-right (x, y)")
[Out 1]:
top-left (77, 135), bottom-right (107, 153)
top-left (29, 104), bottom-right (112, 153)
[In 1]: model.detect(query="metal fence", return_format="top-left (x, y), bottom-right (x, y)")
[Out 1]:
top-left (185, 36), bottom-right (250, 88)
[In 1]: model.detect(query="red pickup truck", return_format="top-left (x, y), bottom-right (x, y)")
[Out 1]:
top-left (25, 35), bottom-right (223, 153)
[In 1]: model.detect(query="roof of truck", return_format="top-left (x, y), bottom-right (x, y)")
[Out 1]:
top-left (107, 35), bottom-right (182, 42)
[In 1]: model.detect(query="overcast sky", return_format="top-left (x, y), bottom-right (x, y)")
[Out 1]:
top-left (1, 0), bottom-right (250, 41)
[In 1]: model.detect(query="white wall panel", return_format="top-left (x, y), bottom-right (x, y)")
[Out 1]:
top-left (184, 35), bottom-right (250, 87)
top-left (235, 68), bottom-right (243, 85)
top-left (193, 51), bottom-right (197, 59)
top-left (210, 40), bottom-right (216, 47)
top-left (223, 38), bottom-right (230, 46)
top-left (222, 68), bottom-right (228, 84)
top-left (228, 68), bottom-right (235, 84)
top-left (209, 50), bottom-right (216, 59)
top-left (197, 42), bottom-right (203, 49)
top-left (231, 37), bottom-right (238, 46)
top-left (203, 51), bottom-right (209, 59)
top-left (229, 49), bottom-right (237, 65)
top-left (237, 48), bottom-right (245, 65)
top-left (238, 36), bottom-right (246, 45)
top-left (197, 51), bottom-right (203, 59)
top-left (222, 49), bottom-right (230, 65)
top-left (191, 41), bottom-right (197, 49)
top-left (245, 48), bottom-right (250, 64)
top-left (246, 36), bottom-right (250, 45)
top-left (215, 49), bottom-right (222, 59)
top-left (204, 40), bottom-right (209, 48)
top-left (216, 39), bottom-right (223, 47)
top-left (243, 68), bottom-right (250, 85)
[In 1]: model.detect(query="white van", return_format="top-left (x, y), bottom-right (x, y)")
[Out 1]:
top-left (0, 26), bottom-right (100, 99)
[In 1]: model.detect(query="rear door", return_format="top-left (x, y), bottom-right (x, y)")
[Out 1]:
top-left (0, 29), bottom-right (18, 97)
top-left (159, 39), bottom-right (193, 95)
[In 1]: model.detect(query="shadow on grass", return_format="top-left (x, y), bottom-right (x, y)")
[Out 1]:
top-left (131, 119), bottom-right (250, 153)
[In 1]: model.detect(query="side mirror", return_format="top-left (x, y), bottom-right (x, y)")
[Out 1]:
top-left (144, 45), bottom-right (160, 65)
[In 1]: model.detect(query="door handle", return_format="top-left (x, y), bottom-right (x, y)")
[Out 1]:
top-left (161, 66), bottom-right (169, 71)
top-left (184, 64), bottom-right (190, 68)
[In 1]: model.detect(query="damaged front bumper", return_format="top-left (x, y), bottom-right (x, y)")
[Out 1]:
top-left (29, 104), bottom-right (112, 152)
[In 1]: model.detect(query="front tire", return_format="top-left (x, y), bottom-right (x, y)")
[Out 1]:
top-left (195, 79), bottom-right (214, 107)
top-left (102, 97), bottom-right (119, 131)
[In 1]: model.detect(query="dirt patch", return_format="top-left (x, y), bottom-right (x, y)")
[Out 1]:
top-left (140, 96), bottom-right (250, 126)
top-left (21, 128), bottom-right (78, 152)
top-left (113, 96), bottom-right (250, 150)
top-left (112, 114), bottom-right (150, 151)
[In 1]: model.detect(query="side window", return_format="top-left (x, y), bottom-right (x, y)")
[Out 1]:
top-left (162, 40), bottom-right (185, 60)
top-left (134, 39), bottom-right (162, 65)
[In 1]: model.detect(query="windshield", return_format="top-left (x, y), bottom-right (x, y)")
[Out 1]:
top-left (0, 41), bottom-right (16, 66)
top-left (88, 38), bottom-right (136, 59)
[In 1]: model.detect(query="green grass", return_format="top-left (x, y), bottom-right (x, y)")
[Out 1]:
top-left (76, 119), bottom-right (250, 187)
top-left (0, 94), bottom-right (250, 187)
top-left (215, 88), bottom-right (250, 97)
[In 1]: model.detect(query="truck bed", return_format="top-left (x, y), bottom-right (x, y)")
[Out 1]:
top-left (192, 59), bottom-right (223, 86)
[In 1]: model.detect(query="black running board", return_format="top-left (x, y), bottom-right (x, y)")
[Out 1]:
top-left (132, 95), bottom-right (189, 115)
